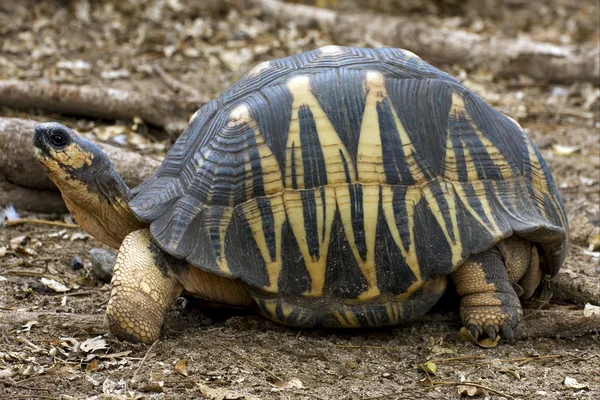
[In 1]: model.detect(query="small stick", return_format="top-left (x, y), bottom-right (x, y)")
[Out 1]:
top-left (132, 340), bottom-right (161, 381)
top-left (153, 65), bottom-right (204, 101)
top-left (361, 392), bottom-right (411, 400)
top-left (334, 344), bottom-right (404, 351)
top-left (3, 270), bottom-right (59, 278)
top-left (432, 381), bottom-right (515, 400)
top-left (3, 219), bottom-right (79, 228)
top-left (47, 289), bottom-right (108, 298)
top-left (220, 344), bottom-right (283, 382)
top-left (0, 379), bottom-right (50, 391)
top-left (4, 396), bottom-right (58, 400)
top-left (429, 355), bottom-right (486, 363)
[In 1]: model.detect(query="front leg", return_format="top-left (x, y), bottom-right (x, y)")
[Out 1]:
top-left (105, 229), bottom-right (183, 343)
top-left (451, 247), bottom-right (521, 340)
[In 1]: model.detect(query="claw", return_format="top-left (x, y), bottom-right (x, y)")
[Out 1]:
top-left (501, 321), bottom-right (515, 340)
top-left (486, 326), bottom-right (497, 341)
top-left (468, 325), bottom-right (479, 340)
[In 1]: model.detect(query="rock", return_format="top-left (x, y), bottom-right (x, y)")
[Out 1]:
top-left (89, 248), bottom-right (117, 282)
top-left (70, 255), bottom-right (84, 270)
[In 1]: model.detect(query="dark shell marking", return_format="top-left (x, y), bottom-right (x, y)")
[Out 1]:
top-left (129, 46), bottom-right (568, 327)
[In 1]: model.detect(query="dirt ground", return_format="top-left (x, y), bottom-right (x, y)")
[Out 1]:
top-left (1, 1), bottom-right (599, 399)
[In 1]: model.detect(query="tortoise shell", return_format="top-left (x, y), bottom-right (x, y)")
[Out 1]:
top-left (129, 46), bottom-right (568, 326)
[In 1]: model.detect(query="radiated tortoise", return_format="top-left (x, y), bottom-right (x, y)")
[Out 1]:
top-left (33, 46), bottom-right (568, 344)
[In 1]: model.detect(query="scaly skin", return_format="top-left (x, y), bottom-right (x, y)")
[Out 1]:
top-left (105, 229), bottom-right (183, 343)
top-left (451, 236), bottom-right (542, 340)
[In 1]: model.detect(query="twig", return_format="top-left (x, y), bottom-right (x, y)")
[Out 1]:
top-left (4, 396), bottom-right (58, 400)
top-left (220, 344), bottom-right (283, 382)
top-left (334, 344), bottom-right (404, 351)
top-left (47, 289), bottom-right (108, 298)
top-left (3, 219), bottom-right (79, 228)
top-left (132, 340), bottom-right (161, 381)
top-left (153, 65), bottom-right (204, 101)
top-left (430, 355), bottom-right (486, 363)
top-left (0, 379), bottom-right (50, 391)
top-left (432, 381), bottom-right (515, 400)
top-left (361, 392), bottom-right (410, 400)
top-left (3, 270), bottom-right (58, 278)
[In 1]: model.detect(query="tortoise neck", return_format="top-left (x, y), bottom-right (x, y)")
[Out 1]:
top-left (50, 157), bottom-right (146, 249)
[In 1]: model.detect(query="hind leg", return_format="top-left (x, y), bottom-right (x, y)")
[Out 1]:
top-left (451, 248), bottom-right (521, 340)
top-left (497, 236), bottom-right (541, 299)
top-left (105, 229), bottom-right (183, 343)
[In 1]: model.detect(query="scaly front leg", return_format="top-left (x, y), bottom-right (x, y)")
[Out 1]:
top-left (105, 229), bottom-right (183, 343)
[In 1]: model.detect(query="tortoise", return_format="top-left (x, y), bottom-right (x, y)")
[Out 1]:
top-left (33, 46), bottom-right (568, 344)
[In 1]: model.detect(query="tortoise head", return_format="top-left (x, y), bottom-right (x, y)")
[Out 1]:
top-left (34, 122), bottom-right (104, 175)
top-left (33, 122), bottom-right (145, 249)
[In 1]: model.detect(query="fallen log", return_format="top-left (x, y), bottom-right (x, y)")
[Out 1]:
top-left (244, 0), bottom-right (599, 83)
top-left (551, 270), bottom-right (600, 306)
top-left (0, 177), bottom-right (67, 214)
top-left (0, 117), bottom-right (160, 212)
top-left (0, 80), bottom-right (204, 136)
top-left (0, 306), bottom-right (597, 341)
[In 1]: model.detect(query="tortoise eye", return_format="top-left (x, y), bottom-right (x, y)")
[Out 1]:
top-left (49, 132), bottom-right (68, 147)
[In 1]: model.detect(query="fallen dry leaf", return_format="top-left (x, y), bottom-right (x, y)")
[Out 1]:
top-left (198, 383), bottom-right (245, 399)
top-left (272, 377), bottom-right (304, 391)
top-left (419, 362), bottom-right (437, 375)
top-left (139, 383), bottom-right (165, 393)
top-left (552, 144), bottom-right (580, 155)
top-left (583, 304), bottom-right (600, 318)
top-left (564, 376), bottom-right (588, 390)
top-left (40, 278), bottom-right (70, 293)
top-left (457, 384), bottom-right (486, 397)
top-left (588, 233), bottom-right (600, 252)
top-left (174, 358), bottom-right (188, 377)
top-left (80, 336), bottom-right (108, 353)
top-left (458, 327), bottom-right (501, 348)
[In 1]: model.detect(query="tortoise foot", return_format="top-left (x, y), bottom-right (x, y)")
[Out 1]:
top-left (461, 295), bottom-right (520, 340)
top-left (452, 245), bottom-right (522, 341)
top-left (105, 229), bottom-right (182, 344)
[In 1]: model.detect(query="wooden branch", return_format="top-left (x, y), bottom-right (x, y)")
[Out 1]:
top-left (0, 307), bottom-right (597, 341)
top-left (0, 80), bottom-right (204, 135)
top-left (551, 270), bottom-right (600, 306)
top-left (244, 0), bottom-right (599, 83)
top-left (0, 117), bottom-right (160, 212)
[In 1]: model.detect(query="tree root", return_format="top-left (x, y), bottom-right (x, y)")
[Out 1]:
top-left (0, 307), bottom-right (597, 341)
top-left (243, 0), bottom-right (599, 83)
top-left (0, 80), bottom-right (204, 136)
top-left (0, 117), bottom-right (160, 213)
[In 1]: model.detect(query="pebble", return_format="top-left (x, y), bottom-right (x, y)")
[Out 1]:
top-left (70, 255), bottom-right (84, 270)
top-left (89, 248), bottom-right (117, 282)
